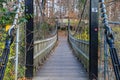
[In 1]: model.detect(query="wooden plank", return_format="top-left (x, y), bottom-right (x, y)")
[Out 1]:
top-left (33, 36), bottom-right (88, 80)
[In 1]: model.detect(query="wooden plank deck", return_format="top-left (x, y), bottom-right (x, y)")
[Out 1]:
top-left (33, 33), bottom-right (89, 80)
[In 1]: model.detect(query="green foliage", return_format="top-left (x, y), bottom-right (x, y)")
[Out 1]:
top-left (0, 0), bottom-right (6, 7)
top-left (41, 22), bottom-right (49, 30)
top-left (112, 26), bottom-right (120, 44)
top-left (0, 8), bottom-right (16, 27)
top-left (34, 21), bottom-right (56, 40)
top-left (18, 65), bottom-right (25, 78)
top-left (41, 22), bottom-right (51, 39)
top-left (74, 28), bottom-right (89, 41)
top-left (81, 0), bottom-right (85, 3)
top-left (4, 48), bottom-right (15, 80)
top-left (0, 1), bottom-right (26, 79)
top-left (0, 6), bottom-right (16, 80)
top-left (77, 0), bottom-right (86, 9)
top-left (0, 2), bottom-right (32, 27)
top-left (0, 29), bottom-right (6, 56)
top-left (0, 31), bottom-right (15, 80)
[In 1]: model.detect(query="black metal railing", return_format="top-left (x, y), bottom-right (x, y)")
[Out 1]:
top-left (68, 33), bottom-right (89, 71)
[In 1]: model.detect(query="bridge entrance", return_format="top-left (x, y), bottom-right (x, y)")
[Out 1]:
top-left (33, 30), bottom-right (88, 80)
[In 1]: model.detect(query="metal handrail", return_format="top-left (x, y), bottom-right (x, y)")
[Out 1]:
top-left (69, 34), bottom-right (89, 45)
top-left (34, 34), bottom-right (57, 72)
top-left (34, 34), bottom-right (57, 58)
top-left (68, 33), bottom-right (89, 71)
top-left (34, 35), bottom-right (57, 45)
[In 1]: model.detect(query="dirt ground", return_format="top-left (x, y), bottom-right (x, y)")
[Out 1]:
top-left (58, 30), bottom-right (68, 37)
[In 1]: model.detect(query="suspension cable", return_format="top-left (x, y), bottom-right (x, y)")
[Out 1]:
top-left (36, 0), bottom-right (44, 20)
top-left (99, 0), bottom-right (120, 80)
top-left (73, 0), bottom-right (88, 35)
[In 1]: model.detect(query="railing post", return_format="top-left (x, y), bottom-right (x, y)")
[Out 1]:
top-left (15, 25), bottom-right (19, 80)
top-left (89, 0), bottom-right (99, 79)
top-left (68, 18), bottom-right (70, 41)
top-left (25, 0), bottom-right (34, 78)
top-left (55, 19), bottom-right (58, 41)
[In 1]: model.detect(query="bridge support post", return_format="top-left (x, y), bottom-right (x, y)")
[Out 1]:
top-left (89, 0), bottom-right (99, 79)
top-left (67, 18), bottom-right (70, 41)
top-left (55, 19), bottom-right (58, 41)
top-left (25, 0), bottom-right (34, 78)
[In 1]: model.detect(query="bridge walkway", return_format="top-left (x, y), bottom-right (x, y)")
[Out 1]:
top-left (33, 31), bottom-right (88, 80)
